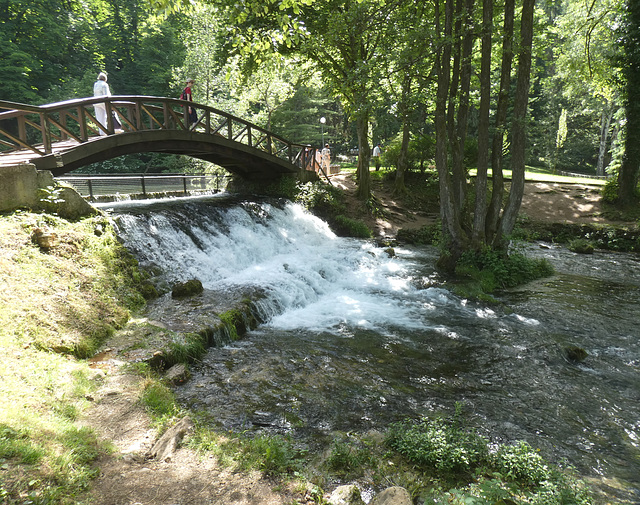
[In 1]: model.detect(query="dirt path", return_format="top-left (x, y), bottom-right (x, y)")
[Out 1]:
top-left (82, 370), bottom-right (302, 505)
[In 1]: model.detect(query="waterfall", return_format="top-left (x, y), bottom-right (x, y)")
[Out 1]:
top-left (108, 195), bottom-right (455, 333)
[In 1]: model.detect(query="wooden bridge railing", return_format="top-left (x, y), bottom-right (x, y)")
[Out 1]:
top-left (0, 96), bottom-right (318, 172)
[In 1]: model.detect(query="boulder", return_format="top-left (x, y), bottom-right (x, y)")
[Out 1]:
top-left (369, 486), bottom-right (412, 505)
top-left (31, 227), bottom-right (58, 250)
top-left (147, 416), bottom-right (194, 462)
top-left (165, 363), bottom-right (190, 385)
top-left (171, 279), bottom-right (204, 298)
top-left (327, 485), bottom-right (365, 505)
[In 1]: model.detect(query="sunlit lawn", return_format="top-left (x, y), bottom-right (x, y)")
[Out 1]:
top-left (339, 161), bottom-right (608, 186)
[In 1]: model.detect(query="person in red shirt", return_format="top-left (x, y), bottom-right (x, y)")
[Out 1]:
top-left (180, 78), bottom-right (197, 126)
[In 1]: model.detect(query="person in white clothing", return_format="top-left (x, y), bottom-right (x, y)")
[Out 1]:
top-left (372, 143), bottom-right (382, 171)
top-left (93, 72), bottom-right (111, 135)
top-left (321, 143), bottom-right (331, 173)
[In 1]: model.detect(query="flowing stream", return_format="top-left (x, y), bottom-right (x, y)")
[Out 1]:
top-left (106, 195), bottom-right (640, 503)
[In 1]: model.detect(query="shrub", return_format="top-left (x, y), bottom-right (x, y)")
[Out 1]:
top-left (326, 439), bottom-right (372, 477)
top-left (386, 411), bottom-right (489, 474)
top-left (493, 441), bottom-right (550, 485)
top-left (455, 248), bottom-right (554, 291)
top-left (238, 434), bottom-right (303, 476)
top-left (601, 178), bottom-right (619, 204)
top-left (568, 239), bottom-right (595, 254)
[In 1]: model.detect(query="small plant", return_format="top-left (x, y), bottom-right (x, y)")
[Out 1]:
top-left (493, 441), bottom-right (550, 485)
top-left (386, 407), bottom-right (489, 474)
top-left (39, 185), bottom-right (65, 214)
top-left (326, 439), bottom-right (372, 477)
top-left (236, 434), bottom-right (304, 476)
top-left (140, 380), bottom-right (178, 418)
top-left (455, 248), bottom-right (554, 293)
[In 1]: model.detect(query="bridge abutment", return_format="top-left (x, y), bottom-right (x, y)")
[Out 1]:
top-left (1, 164), bottom-right (96, 219)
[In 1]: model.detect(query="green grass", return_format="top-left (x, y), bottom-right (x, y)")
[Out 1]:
top-left (469, 166), bottom-right (607, 186)
top-left (0, 211), bottom-right (147, 504)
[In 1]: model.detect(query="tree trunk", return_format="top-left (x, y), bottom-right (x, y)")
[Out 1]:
top-left (497, 0), bottom-right (536, 242)
top-left (356, 115), bottom-right (371, 200)
top-left (395, 117), bottom-right (410, 194)
top-left (395, 76), bottom-right (412, 195)
top-left (485, 0), bottom-right (514, 244)
top-left (596, 102), bottom-right (613, 177)
top-left (435, 0), bottom-right (465, 268)
top-left (472, 0), bottom-right (493, 245)
top-left (451, 0), bottom-right (475, 221)
top-left (447, 0), bottom-right (464, 211)
top-left (619, 0), bottom-right (640, 204)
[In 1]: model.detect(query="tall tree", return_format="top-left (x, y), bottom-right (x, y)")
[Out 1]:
top-left (619, 0), bottom-right (640, 204)
top-left (435, 0), bottom-right (537, 267)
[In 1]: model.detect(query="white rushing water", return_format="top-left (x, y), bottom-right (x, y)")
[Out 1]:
top-left (110, 196), bottom-right (463, 333)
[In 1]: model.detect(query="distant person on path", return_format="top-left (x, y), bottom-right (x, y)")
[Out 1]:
top-left (93, 72), bottom-right (111, 136)
top-left (315, 147), bottom-right (322, 173)
top-left (321, 143), bottom-right (331, 173)
top-left (180, 78), bottom-right (197, 126)
top-left (372, 143), bottom-right (382, 171)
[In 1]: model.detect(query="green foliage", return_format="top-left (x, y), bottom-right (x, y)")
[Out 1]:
top-left (332, 215), bottom-right (372, 238)
top-left (386, 408), bottom-right (489, 474)
top-left (236, 434), bottom-right (304, 476)
top-left (0, 425), bottom-right (43, 464)
top-left (601, 177), bottom-right (620, 204)
top-left (567, 239), bottom-right (595, 254)
top-left (167, 332), bottom-right (207, 364)
top-left (494, 441), bottom-right (550, 485)
top-left (387, 409), bottom-right (593, 505)
top-left (218, 309), bottom-right (245, 342)
top-left (140, 381), bottom-right (178, 418)
top-left (293, 181), bottom-right (346, 217)
top-left (455, 249), bottom-right (554, 292)
top-left (397, 223), bottom-right (441, 245)
top-left (326, 439), bottom-right (373, 477)
top-left (38, 185), bottom-right (65, 215)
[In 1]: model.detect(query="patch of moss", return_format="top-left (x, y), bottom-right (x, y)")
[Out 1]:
top-left (331, 215), bottom-right (372, 238)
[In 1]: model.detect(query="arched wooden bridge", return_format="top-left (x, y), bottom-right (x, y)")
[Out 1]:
top-left (0, 97), bottom-right (321, 179)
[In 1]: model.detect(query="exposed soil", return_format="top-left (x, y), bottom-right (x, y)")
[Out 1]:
top-left (330, 173), bottom-right (636, 238)
top-left (81, 173), bottom-right (635, 505)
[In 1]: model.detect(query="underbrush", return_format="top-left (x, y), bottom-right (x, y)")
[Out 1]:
top-left (0, 211), bottom-right (148, 504)
top-left (385, 407), bottom-right (593, 505)
top-left (454, 247), bottom-right (554, 295)
top-left (134, 369), bottom-right (595, 505)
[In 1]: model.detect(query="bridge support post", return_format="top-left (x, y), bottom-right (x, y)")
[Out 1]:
top-left (141, 175), bottom-right (147, 197)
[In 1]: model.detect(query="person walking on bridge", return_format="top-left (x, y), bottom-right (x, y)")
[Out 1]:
top-left (93, 72), bottom-right (111, 136)
top-left (321, 143), bottom-right (331, 174)
top-left (180, 78), bottom-right (197, 127)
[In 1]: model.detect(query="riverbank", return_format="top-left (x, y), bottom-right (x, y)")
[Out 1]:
top-left (330, 171), bottom-right (638, 240)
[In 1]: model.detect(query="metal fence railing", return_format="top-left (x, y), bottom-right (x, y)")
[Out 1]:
top-left (56, 173), bottom-right (228, 201)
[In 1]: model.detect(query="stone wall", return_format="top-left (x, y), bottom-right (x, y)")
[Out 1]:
top-left (1, 163), bottom-right (96, 220)
top-left (0, 164), bottom-right (41, 211)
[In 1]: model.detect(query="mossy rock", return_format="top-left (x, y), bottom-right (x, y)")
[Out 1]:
top-left (564, 345), bottom-right (588, 362)
top-left (569, 239), bottom-right (595, 254)
top-left (171, 279), bottom-right (204, 298)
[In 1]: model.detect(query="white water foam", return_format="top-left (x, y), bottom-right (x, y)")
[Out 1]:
top-left (112, 200), bottom-right (459, 333)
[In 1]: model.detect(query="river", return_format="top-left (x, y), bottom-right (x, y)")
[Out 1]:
top-left (104, 195), bottom-right (640, 503)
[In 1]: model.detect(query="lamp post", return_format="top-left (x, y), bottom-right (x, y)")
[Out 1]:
top-left (320, 116), bottom-right (326, 147)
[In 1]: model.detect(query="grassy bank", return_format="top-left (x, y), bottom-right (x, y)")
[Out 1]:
top-left (0, 211), bottom-right (146, 503)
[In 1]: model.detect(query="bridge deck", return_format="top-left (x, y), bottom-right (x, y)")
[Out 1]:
top-left (0, 97), bottom-right (324, 180)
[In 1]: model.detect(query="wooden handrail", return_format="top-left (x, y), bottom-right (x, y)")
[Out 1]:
top-left (0, 97), bottom-right (311, 168)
